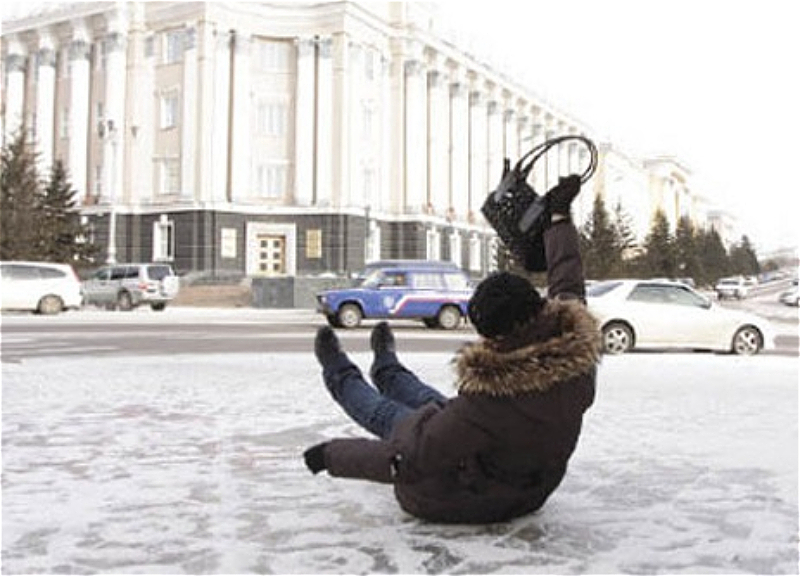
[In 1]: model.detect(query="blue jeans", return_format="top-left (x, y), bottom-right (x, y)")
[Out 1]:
top-left (321, 350), bottom-right (448, 440)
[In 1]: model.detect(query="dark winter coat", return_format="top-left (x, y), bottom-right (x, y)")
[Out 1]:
top-left (323, 222), bottom-right (602, 523)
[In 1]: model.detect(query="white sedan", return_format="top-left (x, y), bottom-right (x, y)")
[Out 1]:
top-left (587, 279), bottom-right (774, 355)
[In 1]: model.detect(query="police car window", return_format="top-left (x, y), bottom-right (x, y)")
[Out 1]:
top-left (360, 270), bottom-right (382, 287)
top-left (443, 272), bottom-right (469, 290)
top-left (412, 273), bottom-right (444, 289)
top-left (382, 271), bottom-right (408, 287)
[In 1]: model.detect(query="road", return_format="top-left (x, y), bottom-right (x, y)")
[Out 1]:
top-left (1, 283), bottom-right (797, 362)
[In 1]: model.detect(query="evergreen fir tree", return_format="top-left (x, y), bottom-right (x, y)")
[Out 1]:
top-left (611, 200), bottom-right (638, 275)
top-left (0, 132), bottom-right (41, 260)
top-left (641, 209), bottom-right (676, 278)
top-left (697, 227), bottom-right (730, 285)
top-left (674, 215), bottom-right (705, 283)
top-left (41, 160), bottom-right (98, 264)
top-left (729, 235), bottom-right (760, 276)
top-left (579, 194), bottom-right (622, 279)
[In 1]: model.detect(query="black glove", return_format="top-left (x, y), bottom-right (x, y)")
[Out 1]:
top-left (546, 175), bottom-right (582, 216)
top-left (303, 442), bottom-right (329, 474)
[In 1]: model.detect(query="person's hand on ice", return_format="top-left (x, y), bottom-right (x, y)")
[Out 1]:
top-left (303, 442), bottom-right (329, 474)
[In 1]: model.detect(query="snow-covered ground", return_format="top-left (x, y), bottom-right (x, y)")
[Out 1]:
top-left (2, 348), bottom-right (798, 574)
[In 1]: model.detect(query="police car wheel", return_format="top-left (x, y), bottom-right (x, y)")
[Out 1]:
top-left (437, 306), bottom-right (461, 330)
top-left (337, 304), bottom-right (362, 329)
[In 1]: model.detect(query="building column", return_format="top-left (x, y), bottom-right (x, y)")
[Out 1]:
top-left (294, 37), bottom-right (315, 207)
top-left (558, 121), bottom-right (570, 178)
top-left (316, 37), bottom-right (333, 207)
top-left (181, 26), bottom-right (198, 200)
top-left (35, 31), bottom-right (57, 174)
top-left (449, 70), bottom-right (469, 218)
top-left (3, 38), bottom-right (27, 142)
top-left (378, 52), bottom-right (391, 213)
top-left (67, 24), bottom-right (91, 203)
top-left (469, 86), bottom-right (488, 219)
top-left (404, 58), bottom-right (427, 213)
top-left (102, 26), bottom-right (127, 264)
top-left (209, 28), bottom-right (231, 203)
top-left (126, 6), bottom-right (154, 206)
top-left (530, 109), bottom-right (546, 194)
top-left (331, 33), bottom-right (350, 207)
top-left (229, 32), bottom-right (251, 201)
top-left (427, 68), bottom-right (449, 215)
top-left (544, 118), bottom-right (557, 190)
top-left (486, 91), bottom-right (504, 193)
top-left (503, 104), bottom-right (517, 162)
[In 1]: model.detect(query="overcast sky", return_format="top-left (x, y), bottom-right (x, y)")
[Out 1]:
top-left (437, 0), bottom-right (799, 254)
top-left (3, 0), bottom-right (798, 254)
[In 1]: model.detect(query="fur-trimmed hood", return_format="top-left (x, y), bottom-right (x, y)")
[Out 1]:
top-left (454, 299), bottom-right (602, 397)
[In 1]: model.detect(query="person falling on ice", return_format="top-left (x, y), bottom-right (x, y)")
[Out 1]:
top-left (303, 175), bottom-right (602, 524)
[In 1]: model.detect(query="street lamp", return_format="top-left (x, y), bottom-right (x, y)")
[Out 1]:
top-left (98, 119), bottom-right (119, 264)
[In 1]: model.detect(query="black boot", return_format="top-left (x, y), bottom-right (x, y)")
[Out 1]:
top-left (370, 321), bottom-right (396, 355)
top-left (314, 326), bottom-right (344, 367)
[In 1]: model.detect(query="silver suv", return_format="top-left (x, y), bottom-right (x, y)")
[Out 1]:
top-left (83, 263), bottom-right (180, 311)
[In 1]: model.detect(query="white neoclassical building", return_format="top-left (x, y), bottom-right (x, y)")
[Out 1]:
top-left (1, 1), bottom-right (714, 279)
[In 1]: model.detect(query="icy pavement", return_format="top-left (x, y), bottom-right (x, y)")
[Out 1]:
top-left (2, 351), bottom-right (798, 574)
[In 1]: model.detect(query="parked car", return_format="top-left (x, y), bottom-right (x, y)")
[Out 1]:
top-left (316, 262), bottom-right (472, 329)
top-left (587, 279), bottom-right (773, 355)
top-left (82, 263), bottom-right (180, 311)
top-left (0, 261), bottom-right (83, 315)
top-left (778, 280), bottom-right (799, 307)
top-left (714, 276), bottom-right (749, 300)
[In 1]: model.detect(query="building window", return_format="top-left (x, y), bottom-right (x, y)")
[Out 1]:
top-left (364, 48), bottom-right (376, 80)
top-left (94, 164), bottom-right (103, 198)
top-left (60, 107), bottom-right (69, 139)
top-left (256, 162), bottom-right (287, 198)
top-left (361, 101), bottom-right (375, 140)
top-left (367, 221), bottom-right (381, 262)
top-left (426, 228), bottom-right (441, 261)
top-left (488, 237), bottom-right (500, 272)
top-left (153, 216), bottom-right (175, 261)
top-left (449, 231), bottom-right (462, 266)
top-left (256, 101), bottom-right (287, 136)
top-left (362, 166), bottom-right (376, 205)
top-left (164, 30), bottom-right (183, 64)
top-left (160, 91), bottom-right (179, 129)
top-left (469, 234), bottom-right (482, 272)
top-left (306, 229), bottom-right (322, 259)
top-left (256, 39), bottom-right (291, 72)
top-left (158, 158), bottom-right (181, 195)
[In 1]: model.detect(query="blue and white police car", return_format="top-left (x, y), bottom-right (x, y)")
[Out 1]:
top-left (316, 261), bottom-right (473, 329)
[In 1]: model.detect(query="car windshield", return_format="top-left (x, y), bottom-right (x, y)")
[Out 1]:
top-left (358, 269), bottom-right (383, 288)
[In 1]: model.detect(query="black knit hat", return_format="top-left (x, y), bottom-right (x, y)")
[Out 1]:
top-left (468, 272), bottom-right (544, 338)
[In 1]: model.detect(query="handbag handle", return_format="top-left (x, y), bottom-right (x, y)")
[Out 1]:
top-left (515, 135), bottom-right (598, 185)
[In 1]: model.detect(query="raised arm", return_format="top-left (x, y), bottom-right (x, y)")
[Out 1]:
top-left (544, 175), bottom-right (586, 301)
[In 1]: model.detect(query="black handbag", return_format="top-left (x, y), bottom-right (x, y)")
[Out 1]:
top-left (481, 135), bottom-right (598, 271)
